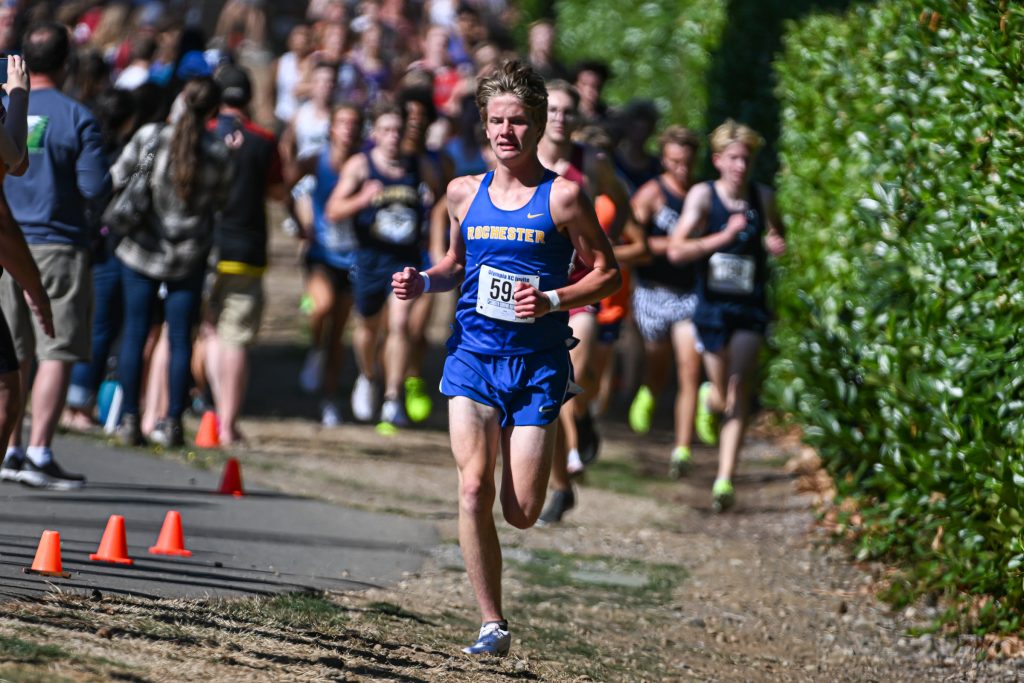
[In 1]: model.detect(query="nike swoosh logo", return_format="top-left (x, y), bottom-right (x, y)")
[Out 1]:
top-left (527, 212), bottom-right (545, 219)
top-left (539, 405), bottom-right (558, 413)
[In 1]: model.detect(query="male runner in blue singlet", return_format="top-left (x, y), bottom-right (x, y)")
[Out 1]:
top-left (392, 61), bottom-right (621, 656)
top-left (668, 120), bottom-right (786, 512)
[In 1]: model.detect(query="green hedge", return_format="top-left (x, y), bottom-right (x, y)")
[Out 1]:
top-left (769, 1), bottom-right (1024, 631)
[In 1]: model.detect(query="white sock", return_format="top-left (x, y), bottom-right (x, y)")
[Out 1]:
top-left (26, 446), bottom-right (53, 467)
top-left (4, 446), bottom-right (25, 462)
top-left (567, 448), bottom-right (584, 472)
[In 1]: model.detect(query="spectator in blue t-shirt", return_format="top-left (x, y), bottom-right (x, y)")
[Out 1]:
top-left (0, 21), bottom-right (111, 490)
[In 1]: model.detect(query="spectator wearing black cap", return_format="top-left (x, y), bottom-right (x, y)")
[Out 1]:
top-left (202, 64), bottom-right (285, 446)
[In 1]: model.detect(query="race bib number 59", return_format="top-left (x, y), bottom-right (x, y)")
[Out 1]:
top-left (477, 265), bottom-right (540, 323)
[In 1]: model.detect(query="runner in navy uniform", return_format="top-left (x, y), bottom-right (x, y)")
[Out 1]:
top-left (625, 126), bottom-right (702, 478)
top-left (326, 104), bottom-right (441, 429)
top-left (392, 61), bottom-right (620, 656)
top-left (668, 120), bottom-right (786, 511)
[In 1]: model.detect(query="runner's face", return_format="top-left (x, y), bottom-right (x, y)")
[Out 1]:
top-left (372, 113), bottom-right (404, 157)
top-left (662, 142), bottom-right (695, 189)
top-left (403, 101), bottom-right (427, 147)
top-left (575, 70), bottom-right (602, 108)
top-left (484, 94), bottom-right (540, 162)
top-left (332, 108), bottom-right (361, 148)
top-left (544, 89), bottom-right (577, 144)
top-left (713, 142), bottom-right (751, 188)
top-left (311, 68), bottom-right (335, 104)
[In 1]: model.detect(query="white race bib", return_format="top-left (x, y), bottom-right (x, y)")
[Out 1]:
top-left (708, 253), bottom-right (755, 295)
top-left (476, 265), bottom-right (540, 323)
top-left (371, 204), bottom-right (418, 245)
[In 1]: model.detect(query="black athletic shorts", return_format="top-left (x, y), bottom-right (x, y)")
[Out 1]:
top-left (0, 302), bottom-right (18, 375)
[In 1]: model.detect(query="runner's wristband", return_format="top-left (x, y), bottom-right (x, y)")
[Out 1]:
top-left (543, 290), bottom-right (560, 312)
top-left (420, 273), bottom-right (431, 293)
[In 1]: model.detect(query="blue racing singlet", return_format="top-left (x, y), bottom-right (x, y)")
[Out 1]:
top-left (450, 170), bottom-right (575, 356)
top-left (308, 148), bottom-right (358, 270)
top-left (693, 181), bottom-right (770, 327)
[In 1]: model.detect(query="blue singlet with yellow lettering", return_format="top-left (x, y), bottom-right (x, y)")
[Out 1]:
top-left (450, 170), bottom-right (574, 355)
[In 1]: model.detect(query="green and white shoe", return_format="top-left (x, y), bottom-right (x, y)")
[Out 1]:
top-left (695, 382), bottom-right (720, 446)
top-left (711, 478), bottom-right (735, 513)
top-left (668, 445), bottom-right (692, 480)
top-left (629, 385), bottom-right (656, 434)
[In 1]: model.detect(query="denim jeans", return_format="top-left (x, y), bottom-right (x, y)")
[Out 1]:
top-left (117, 261), bottom-right (204, 421)
top-left (67, 253), bottom-right (122, 409)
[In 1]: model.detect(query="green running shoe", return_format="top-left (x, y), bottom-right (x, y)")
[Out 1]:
top-left (629, 385), bottom-right (656, 434)
top-left (712, 478), bottom-right (735, 513)
top-left (404, 376), bottom-right (433, 423)
top-left (695, 382), bottom-right (720, 446)
top-left (668, 445), bottom-right (692, 480)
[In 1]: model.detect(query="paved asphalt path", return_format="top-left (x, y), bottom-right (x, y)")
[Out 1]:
top-left (0, 434), bottom-right (438, 601)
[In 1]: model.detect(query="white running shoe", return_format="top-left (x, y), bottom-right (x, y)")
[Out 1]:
top-left (380, 398), bottom-right (409, 427)
top-left (299, 349), bottom-right (324, 394)
top-left (351, 374), bottom-right (377, 422)
top-left (321, 401), bottom-right (341, 428)
top-left (462, 622), bottom-right (511, 656)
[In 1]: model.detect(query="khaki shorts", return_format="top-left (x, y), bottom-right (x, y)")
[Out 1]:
top-left (207, 272), bottom-right (264, 347)
top-left (0, 244), bottom-right (92, 363)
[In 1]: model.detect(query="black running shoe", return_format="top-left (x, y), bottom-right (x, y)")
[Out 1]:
top-left (538, 488), bottom-right (575, 525)
top-left (576, 413), bottom-right (601, 465)
top-left (18, 460), bottom-right (86, 490)
top-left (0, 453), bottom-right (22, 482)
top-left (150, 418), bottom-right (184, 448)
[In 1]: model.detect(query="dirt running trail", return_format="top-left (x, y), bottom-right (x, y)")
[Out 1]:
top-left (0, 226), bottom-right (1015, 682)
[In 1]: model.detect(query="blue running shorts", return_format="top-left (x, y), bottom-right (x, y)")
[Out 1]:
top-left (351, 247), bottom-right (418, 318)
top-left (440, 346), bottom-right (572, 428)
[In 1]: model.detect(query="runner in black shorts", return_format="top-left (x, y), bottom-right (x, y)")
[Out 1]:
top-left (668, 120), bottom-right (786, 512)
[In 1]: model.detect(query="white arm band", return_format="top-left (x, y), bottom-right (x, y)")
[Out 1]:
top-left (543, 290), bottom-right (560, 312)
top-left (420, 272), bottom-right (431, 293)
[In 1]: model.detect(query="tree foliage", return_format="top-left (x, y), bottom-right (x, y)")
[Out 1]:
top-left (769, 1), bottom-right (1024, 631)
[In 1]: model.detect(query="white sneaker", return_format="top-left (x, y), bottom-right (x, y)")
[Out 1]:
top-left (299, 349), bottom-right (324, 394)
top-left (566, 448), bottom-right (585, 475)
top-left (380, 398), bottom-right (409, 427)
top-left (321, 401), bottom-right (341, 427)
top-left (351, 374), bottom-right (377, 422)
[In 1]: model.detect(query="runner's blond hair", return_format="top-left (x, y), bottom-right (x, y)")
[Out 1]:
top-left (709, 119), bottom-right (764, 155)
top-left (475, 60), bottom-right (548, 133)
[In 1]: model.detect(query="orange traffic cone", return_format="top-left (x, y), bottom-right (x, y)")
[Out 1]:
top-left (217, 457), bottom-right (243, 497)
top-left (148, 511), bottom-right (192, 557)
top-left (89, 514), bottom-right (134, 565)
top-left (195, 410), bottom-right (219, 448)
top-left (25, 530), bottom-right (71, 577)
